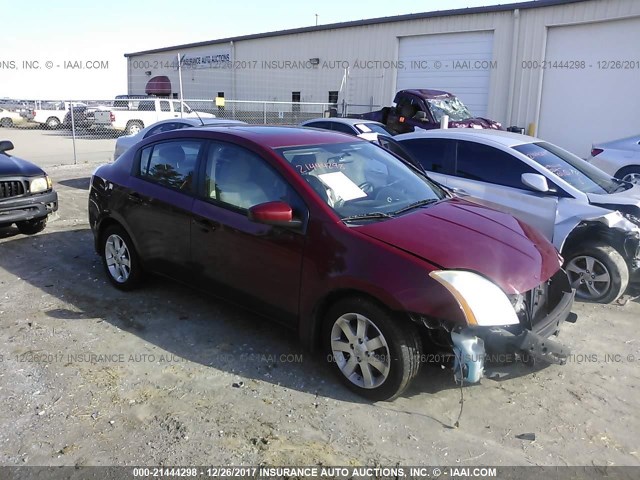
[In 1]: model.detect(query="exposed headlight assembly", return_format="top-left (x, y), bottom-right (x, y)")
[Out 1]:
top-left (429, 270), bottom-right (519, 327)
top-left (30, 176), bottom-right (51, 193)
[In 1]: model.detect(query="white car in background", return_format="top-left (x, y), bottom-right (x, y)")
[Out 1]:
top-left (300, 118), bottom-right (394, 141)
top-left (112, 118), bottom-right (246, 160)
top-left (390, 129), bottom-right (640, 304)
top-left (0, 108), bottom-right (28, 128)
top-left (588, 134), bottom-right (640, 184)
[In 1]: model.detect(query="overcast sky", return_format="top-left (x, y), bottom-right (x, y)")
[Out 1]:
top-left (1, 0), bottom-right (516, 99)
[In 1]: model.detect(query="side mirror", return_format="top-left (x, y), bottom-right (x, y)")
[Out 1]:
top-left (521, 173), bottom-right (549, 193)
top-left (248, 201), bottom-right (302, 228)
top-left (0, 140), bottom-right (14, 153)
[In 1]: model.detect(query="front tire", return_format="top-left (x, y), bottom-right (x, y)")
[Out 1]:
top-left (16, 217), bottom-right (47, 235)
top-left (323, 297), bottom-right (422, 401)
top-left (101, 225), bottom-right (143, 290)
top-left (565, 243), bottom-right (629, 303)
top-left (0, 117), bottom-right (13, 128)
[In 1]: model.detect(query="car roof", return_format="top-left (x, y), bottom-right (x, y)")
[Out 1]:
top-left (302, 117), bottom-right (385, 127)
top-left (174, 125), bottom-right (360, 148)
top-left (144, 118), bottom-right (245, 129)
top-left (395, 128), bottom-right (540, 147)
top-left (399, 89), bottom-right (454, 99)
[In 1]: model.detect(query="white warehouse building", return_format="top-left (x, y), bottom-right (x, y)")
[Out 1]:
top-left (125, 0), bottom-right (640, 157)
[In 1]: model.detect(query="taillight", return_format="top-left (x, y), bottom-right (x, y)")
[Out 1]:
top-left (591, 148), bottom-right (603, 157)
top-left (110, 112), bottom-right (115, 122)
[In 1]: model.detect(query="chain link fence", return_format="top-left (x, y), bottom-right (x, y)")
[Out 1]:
top-left (0, 97), bottom-right (381, 165)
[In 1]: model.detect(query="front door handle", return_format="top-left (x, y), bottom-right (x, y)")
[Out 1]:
top-left (128, 192), bottom-right (143, 204)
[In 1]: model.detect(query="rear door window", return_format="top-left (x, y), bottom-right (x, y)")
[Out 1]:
top-left (138, 140), bottom-right (204, 192)
top-left (331, 123), bottom-right (356, 135)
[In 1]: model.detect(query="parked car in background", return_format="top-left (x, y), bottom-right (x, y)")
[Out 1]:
top-left (350, 89), bottom-right (505, 135)
top-left (32, 101), bottom-right (87, 129)
top-left (94, 98), bottom-right (215, 135)
top-left (300, 118), bottom-right (394, 141)
top-left (63, 105), bottom-right (96, 130)
top-left (392, 129), bottom-right (640, 303)
top-left (89, 125), bottom-right (575, 400)
top-left (588, 134), bottom-right (640, 184)
top-left (0, 140), bottom-right (58, 234)
top-left (0, 108), bottom-right (28, 128)
top-left (112, 118), bottom-right (246, 160)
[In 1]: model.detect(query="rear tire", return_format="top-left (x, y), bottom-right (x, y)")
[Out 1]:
top-left (323, 297), bottom-right (422, 401)
top-left (615, 166), bottom-right (640, 185)
top-left (101, 225), bottom-right (143, 290)
top-left (16, 217), bottom-right (47, 235)
top-left (0, 118), bottom-right (13, 128)
top-left (564, 243), bottom-right (628, 304)
top-left (46, 117), bottom-right (61, 129)
top-left (126, 121), bottom-right (144, 136)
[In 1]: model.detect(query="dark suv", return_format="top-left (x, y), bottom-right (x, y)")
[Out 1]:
top-left (63, 106), bottom-right (95, 130)
top-left (0, 140), bottom-right (58, 234)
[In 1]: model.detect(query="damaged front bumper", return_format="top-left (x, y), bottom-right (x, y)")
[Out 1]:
top-left (471, 278), bottom-right (576, 365)
top-left (447, 270), bottom-right (576, 384)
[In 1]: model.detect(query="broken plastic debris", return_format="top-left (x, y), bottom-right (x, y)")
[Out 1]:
top-left (516, 433), bottom-right (536, 441)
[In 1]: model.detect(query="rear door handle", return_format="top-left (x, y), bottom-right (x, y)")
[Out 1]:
top-left (194, 218), bottom-right (216, 232)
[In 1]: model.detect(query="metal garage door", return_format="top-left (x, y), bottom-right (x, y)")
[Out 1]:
top-left (538, 17), bottom-right (640, 158)
top-left (397, 31), bottom-right (494, 117)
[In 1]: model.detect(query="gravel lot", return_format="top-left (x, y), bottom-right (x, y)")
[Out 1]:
top-left (1, 130), bottom-right (639, 468)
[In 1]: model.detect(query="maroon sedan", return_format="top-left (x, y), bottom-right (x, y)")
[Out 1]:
top-left (89, 126), bottom-right (576, 400)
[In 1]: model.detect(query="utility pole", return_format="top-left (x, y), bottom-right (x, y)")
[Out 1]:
top-left (315, 14), bottom-right (318, 26)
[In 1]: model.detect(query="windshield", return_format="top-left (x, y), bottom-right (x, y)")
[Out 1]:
top-left (513, 142), bottom-right (622, 195)
top-left (276, 141), bottom-right (445, 221)
top-left (427, 96), bottom-right (473, 122)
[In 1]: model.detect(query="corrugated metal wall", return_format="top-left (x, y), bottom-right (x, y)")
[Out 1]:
top-left (127, 0), bottom-right (640, 132)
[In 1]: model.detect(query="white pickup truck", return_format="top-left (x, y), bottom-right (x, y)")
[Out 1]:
top-left (32, 101), bottom-right (86, 129)
top-left (94, 99), bottom-right (214, 135)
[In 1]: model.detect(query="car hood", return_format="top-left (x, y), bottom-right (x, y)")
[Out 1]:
top-left (587, 184), bottom-right (640, 216)
top-left (449, 117), bottom-right (503, 130)
top-left (0, 153), bottom-right (45, 177)
top-left (355, 199), bottom-right (560, 294)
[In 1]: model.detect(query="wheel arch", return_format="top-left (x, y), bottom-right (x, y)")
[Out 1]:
top-left (560, 220), bottom-right (635, 263)
top-left (614, 164), bottom-right (640, 179)
top-left (301, 288), bottom-right (415, 352)
top-left (95, 216), bottom-right (140, 258)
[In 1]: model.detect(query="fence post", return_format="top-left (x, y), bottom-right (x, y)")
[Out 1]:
top-left (70, 102), bottom-right (77, 165)
top-left (263, 102), bottom-right (267, 124)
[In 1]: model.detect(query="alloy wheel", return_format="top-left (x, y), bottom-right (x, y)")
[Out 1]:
top-left (330, 313), bottom-right (391, 389)
top-left (105, 233), bottom-right (132, 283)
top-left (566, 255), bottom-right (611, 299)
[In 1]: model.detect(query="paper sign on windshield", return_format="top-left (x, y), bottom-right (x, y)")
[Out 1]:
top-left (318, 172), bottom-right (367, 201)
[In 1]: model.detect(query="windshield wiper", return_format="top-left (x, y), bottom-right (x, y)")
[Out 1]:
top-left (392, 198), bottom-right (439, 215)
top-left (341, 212), bottom-right (393, 223)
